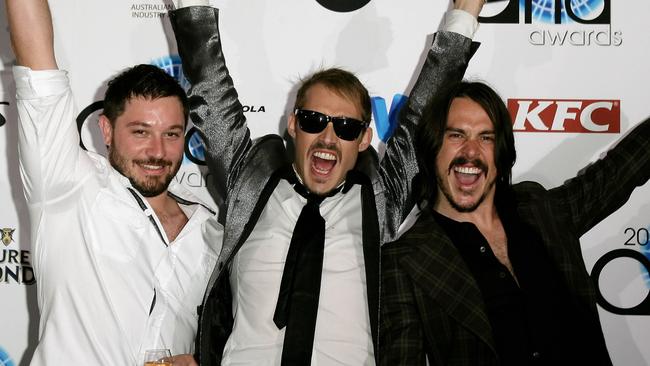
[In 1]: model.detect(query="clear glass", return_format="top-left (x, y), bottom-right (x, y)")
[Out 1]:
top-left (143, 349), bottom-right (172, 366)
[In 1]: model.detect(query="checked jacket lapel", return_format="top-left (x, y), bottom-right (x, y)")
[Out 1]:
top-left (398, 211), bottom-right (498, 355)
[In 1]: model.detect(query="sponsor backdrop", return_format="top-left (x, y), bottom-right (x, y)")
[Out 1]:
top-left (0, 0), bottom-right (649, 364)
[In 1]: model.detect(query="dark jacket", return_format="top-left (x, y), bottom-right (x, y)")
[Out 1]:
top-left (380, 117), bottom-right (650, 365)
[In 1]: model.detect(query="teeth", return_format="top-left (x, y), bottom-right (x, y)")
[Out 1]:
top-left (454, 166), bottom-right (481, 174)
top-left (142, 164), bottom-right (163, 170)
top-left (313, 151), bottom-right (336, 161)
top-left (314, 166), bottom-right (330, 174)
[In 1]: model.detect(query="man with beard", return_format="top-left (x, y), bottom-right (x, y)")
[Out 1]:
top-left (8, 1), bottom-right (218, 364)
top-left (380, 81), bottom-right (650, 365)
top-left (169, 0), bottom-right (482, 364)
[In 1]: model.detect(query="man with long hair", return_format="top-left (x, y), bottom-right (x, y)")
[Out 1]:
top-left (380, 81), bottom-right (650, 365)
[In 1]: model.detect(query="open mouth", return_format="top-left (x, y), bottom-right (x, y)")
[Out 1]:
top-left (452, 165), bottom-right (484, 187)
top-left (311, 150), bottom-right (338, 176)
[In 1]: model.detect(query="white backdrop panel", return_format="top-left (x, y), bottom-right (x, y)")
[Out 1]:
top-left (0, 0), bottom-right (648, 365)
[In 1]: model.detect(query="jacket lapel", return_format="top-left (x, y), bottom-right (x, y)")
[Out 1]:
top-left (203, 136), bottom-right (289, 300)
top-left (346, 167), bottom-right (381, 357)
top-left (347, 149), bottom-right (383, 355)
top-left (399, 212), bottom-right (497, 354)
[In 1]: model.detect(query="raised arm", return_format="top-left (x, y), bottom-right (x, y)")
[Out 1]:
top-left (551, 117), bottom-right (650, 236)
top-left (380, 0), bottom-right (483, 241)
top-left (170, 3), bottom-right (252, 204)
top-left (9, 0), bottom-right (89, 206)
top-left (7, 0), bottom-right (57, 70)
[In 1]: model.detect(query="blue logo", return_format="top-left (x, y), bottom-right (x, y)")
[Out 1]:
top-left (642, 225), bottom-right (650, 288)
top-left (151, 55), bottom-right (190, 91)
top-left (0, 346), bottom-right (16, 366)
top-left (184, 127), bottom-right (206, 165)
top-left (480, 0), bottom-right (611, 25)
top-left (526, 0), bottom-right (605, 24)
top-left (151, 56), bottom-right (206, 165)
top-left (371, 94), bottom-right (407, 142)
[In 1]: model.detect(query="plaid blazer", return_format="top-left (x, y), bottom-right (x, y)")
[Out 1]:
top-left (380, 117), bottom-right (650, 365)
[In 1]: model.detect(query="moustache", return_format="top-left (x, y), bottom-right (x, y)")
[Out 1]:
top-left (448, 156), bottom-right (488, 176)
top-left (310, 141), bottom-right (341, 159)
top-left (133, 158), bottom-right (173, 167)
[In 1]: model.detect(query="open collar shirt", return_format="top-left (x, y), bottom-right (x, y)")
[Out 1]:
top-left (15, 66), bottom-right (221, 366)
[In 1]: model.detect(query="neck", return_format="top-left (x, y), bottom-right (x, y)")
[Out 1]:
top-left (144, 191), bottom-right (177, 215)
top-left (433, 193), bottom-right (499, 229)
top-left (291, 163), bottom-right (345, 196)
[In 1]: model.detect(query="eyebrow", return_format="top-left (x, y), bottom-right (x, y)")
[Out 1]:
top-left (445, 127), bottom-right (495, 135)
top-left (125, 121), bottom-right (184, 130)
top-left (445, 127), bottom-right (465, 134)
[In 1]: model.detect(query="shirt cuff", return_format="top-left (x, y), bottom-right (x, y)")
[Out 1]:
top-left (13, 66), bottom-right (70, 100)
top-left (177, 0), bottom-right (210, 8)
top-left (440, 9), bottom-right (479, 39)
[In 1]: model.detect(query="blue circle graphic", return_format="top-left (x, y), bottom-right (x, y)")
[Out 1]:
top-left (151, 56), bottom-right (206, 166)
top-left (0, 346), bottom-right (16, 366)
top-left (642, 225), bottom-right (650, 288)
top-left (184, 128), bottom-right (206, 165)
top-left (526, 0), bottom-right (605, 24)
top-left (150, 55), bottom-right (190, 91)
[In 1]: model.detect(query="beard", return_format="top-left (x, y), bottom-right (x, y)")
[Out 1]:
top-left (437, 173), bottom-right (496, 213)
top-left (108, 145), bottom-right (180, 197)
top-left (436, 156), bottom-right (495, 213)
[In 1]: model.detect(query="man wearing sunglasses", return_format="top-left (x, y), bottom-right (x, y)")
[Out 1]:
top-left (170, 0), bottom-right (483, 364)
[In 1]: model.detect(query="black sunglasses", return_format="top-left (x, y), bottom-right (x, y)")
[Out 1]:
top-left (294, 108), bottom-right (369, 141)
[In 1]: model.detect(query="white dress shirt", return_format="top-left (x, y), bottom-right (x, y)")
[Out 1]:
top-left (223, 181), bottom-right (373, 365)
top-left (15, 66), bottom-right (222, 366)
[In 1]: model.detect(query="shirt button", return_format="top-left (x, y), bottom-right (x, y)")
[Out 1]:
top-left (532, 351), bottom-right (541, 359)
top-left (498, 271), bottom-right (507, 279)
top-left (479, 246), bottom-right (487, 253)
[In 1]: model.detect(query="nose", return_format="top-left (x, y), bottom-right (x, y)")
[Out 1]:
top-left (460, 138), bottom-right (480, 158)
top-left (145, 136), bottom-right (165, 159)
top-left (319, 122), bottom-right (338, 144)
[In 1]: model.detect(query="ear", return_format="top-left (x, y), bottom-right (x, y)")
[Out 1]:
top-left (98, 115), bottom-right (113, 147)
top-left (357, 126), bottom-right (372, 152)
top-left (287, 113), bottom-right (297, 139)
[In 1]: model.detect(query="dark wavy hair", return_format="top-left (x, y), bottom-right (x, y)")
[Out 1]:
top-left (294, 67), bottom-right (371, 123)
top-left (414, 81), bottom-right (516, 212)
top-left (102, 64), bottom-right (188, 126)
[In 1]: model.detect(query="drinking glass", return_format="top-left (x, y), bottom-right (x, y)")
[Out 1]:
top-left (143, 349), bottom-right (172, 366)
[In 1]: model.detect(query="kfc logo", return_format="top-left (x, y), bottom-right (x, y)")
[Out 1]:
top-left (508, 98), bottom-right (620, 133)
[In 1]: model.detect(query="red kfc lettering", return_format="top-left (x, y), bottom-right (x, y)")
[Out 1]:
top-left (508, 99), bottom-right (620, 133)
